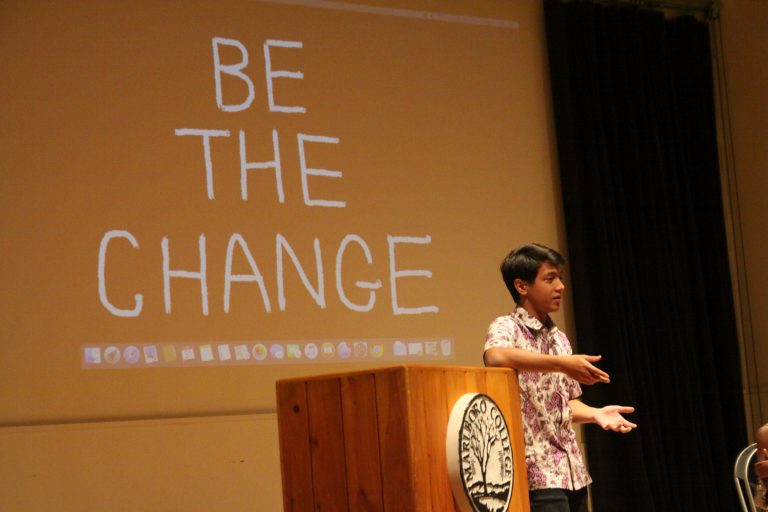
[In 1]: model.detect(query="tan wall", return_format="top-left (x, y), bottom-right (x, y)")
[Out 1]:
top-left (0, 414), bottom-right (282, 511)
top-left (717, 0), bottom-right (768, 437)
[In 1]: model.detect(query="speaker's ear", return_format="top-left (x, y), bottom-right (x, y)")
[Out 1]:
top-left (514, 278), bottom-right (528, 298)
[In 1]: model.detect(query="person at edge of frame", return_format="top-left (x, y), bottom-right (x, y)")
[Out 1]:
top-left (755, 423), bottom-right (768, 511)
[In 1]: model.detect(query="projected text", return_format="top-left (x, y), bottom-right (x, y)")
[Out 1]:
top-left (97, 36), bottom-right (439, 318)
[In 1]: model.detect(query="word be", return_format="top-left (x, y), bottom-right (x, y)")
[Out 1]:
top-left (212, 37), bottom-right (306, 114)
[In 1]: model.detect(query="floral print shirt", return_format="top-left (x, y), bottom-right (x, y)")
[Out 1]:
top-left (484, 307), bottom-right (592, 491)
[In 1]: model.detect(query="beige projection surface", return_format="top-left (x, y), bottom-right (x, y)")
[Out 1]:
top-left (0, 1), bottom-right (560, 423)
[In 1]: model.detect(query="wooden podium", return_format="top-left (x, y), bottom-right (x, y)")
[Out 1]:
top-left (276, 365), bottom-right (529, 511)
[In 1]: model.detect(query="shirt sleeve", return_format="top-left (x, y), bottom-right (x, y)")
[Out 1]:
top-left (567, 378), bottom-right (583, 401)
top-left (484, 316), bottom-right (519, 352)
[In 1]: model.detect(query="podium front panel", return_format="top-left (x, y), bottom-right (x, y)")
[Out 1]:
top-left (276, 365), bottom-right (530, 511)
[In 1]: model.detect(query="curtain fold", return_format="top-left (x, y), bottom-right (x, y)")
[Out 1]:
top-left (544, 1), bottom-right (746, 510)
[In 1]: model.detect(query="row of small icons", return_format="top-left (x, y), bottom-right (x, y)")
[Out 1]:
top-left (83, 339), bottom-right (453, 366)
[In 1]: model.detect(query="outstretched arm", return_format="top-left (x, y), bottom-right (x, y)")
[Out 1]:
top-left (484, 347), bottom-right (610, 385)
top-left (569, 399), bottom-right (637, 433)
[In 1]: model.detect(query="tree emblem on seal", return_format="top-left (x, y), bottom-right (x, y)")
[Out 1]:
top-left (446, 393), bottom-right (513, 512)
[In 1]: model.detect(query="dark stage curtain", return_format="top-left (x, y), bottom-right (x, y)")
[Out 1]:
top-left (544, 1), bottom-right (747, 510)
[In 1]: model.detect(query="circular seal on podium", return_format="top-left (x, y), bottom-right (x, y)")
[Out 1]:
top-left (446, 393), bottom-right (514, 512)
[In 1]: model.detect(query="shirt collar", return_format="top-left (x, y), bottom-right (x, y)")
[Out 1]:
top-left (513, 306), bottom-right (558, 333)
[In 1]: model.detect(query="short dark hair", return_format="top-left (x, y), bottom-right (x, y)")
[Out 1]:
top-left (500, 243), bottom-right (565, 303)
